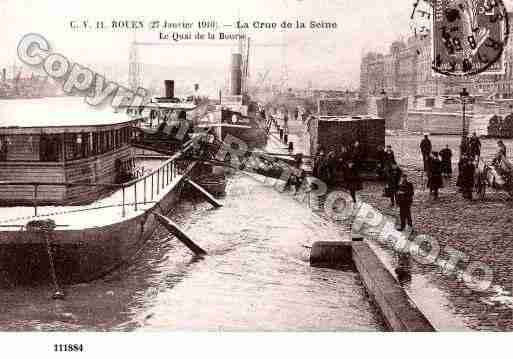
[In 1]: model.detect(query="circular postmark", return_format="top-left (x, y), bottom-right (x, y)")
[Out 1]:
top-left (410, 0), bottom-right (434, 41)
top-left (413, 0), bottom-right (510, 76)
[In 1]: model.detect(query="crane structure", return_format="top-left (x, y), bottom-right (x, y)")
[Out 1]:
top-left (127, 33), bottom-right (287, 97)
top-left (128, 41), bottom-right (142, 91)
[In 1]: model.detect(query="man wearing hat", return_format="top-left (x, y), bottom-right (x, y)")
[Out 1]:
top-left (396, 173), bottom-right (414, 231)
top-left (420, 134), bottom-right (432, 172)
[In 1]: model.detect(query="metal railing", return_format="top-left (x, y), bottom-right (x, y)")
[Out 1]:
top-left (0, 139), bottom-right (199, 219)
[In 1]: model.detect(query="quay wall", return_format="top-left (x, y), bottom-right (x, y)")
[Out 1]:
top-left (352, 242), bottom-right (435, 331)
top-left (317, 98), bottom-right (367, 116)
top-left (367, 97), bottom-right (408, 130)
top-left (406, 111), bottom-right (468, 135)
top-left (310, 241), bottom-right (435, 332)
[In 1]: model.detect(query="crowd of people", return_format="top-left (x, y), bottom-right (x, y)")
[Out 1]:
top-left (379, 145), bottom-right (415, 231)
top-left (377, 132), bottom-right (489, 230)
top-left (455, 133), bottom-right (481, 200)
top-left (419, 133), bottom-right (478, 200)
top-left (267, 100), bottom-right (513, 232)
top-left (308, 129), bottom-right (513, 233)
top-left (421, 132), bottom-right (513, 201)
top-left (420, 135), bottom-right (447, 200)
top-left (312, 142), bottom-right (363, 203)
top-left (313, 141), bottom-right (414, 231)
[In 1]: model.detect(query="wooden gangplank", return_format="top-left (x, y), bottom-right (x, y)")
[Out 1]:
top-left (154, 213), bottom-right (207, 256)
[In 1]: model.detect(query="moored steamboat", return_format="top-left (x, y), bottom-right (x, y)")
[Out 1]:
top-left (0, 98), bottom-right (209, 287)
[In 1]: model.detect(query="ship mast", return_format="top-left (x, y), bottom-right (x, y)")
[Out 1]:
top-left (242, 37), bottom-right (250, 96)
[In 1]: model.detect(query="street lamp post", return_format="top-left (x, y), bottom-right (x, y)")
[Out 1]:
top-left (380, 89), bottom-right (387, 118)
top-left (460, 87), bottom-right (470, 137)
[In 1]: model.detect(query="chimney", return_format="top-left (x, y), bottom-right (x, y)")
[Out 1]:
top-left (230, 53), bottom-right (242, 96)
top-left (164, 80), bottom-right (174, 98)
top-left (1, 68), bottom-right (5, 82)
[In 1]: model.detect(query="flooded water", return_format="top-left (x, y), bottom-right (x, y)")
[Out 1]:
top-left (0, 172), bottom-right (384, 331)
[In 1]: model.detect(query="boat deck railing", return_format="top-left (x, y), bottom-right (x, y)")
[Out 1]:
top-left (0, 137), bottom-right (201, 221)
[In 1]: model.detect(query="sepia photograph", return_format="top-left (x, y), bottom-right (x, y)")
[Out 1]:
top-left (0, 0), bottom-right (512, 356)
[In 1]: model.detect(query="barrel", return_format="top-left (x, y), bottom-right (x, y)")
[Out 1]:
top-left (309, 241), bottom-right (353, 268)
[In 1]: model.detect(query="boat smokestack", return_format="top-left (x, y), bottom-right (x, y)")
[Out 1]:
top-left (194, 83), bottom-right (199, 92)
top-left (230, 53), bottom-right (242, 96)
top-left (1, 68), bottom-right (5, 82)
top-left (164, 80), bottom-right (175, 98)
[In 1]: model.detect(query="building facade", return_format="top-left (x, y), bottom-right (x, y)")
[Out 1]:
top-left (360, 52), bottom-right (385, 97)
top-left (360, 16), bottom-right (513, 99)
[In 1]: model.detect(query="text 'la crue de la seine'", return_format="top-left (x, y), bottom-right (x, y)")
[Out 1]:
top-left (69, 18), bottom-right (338, 31)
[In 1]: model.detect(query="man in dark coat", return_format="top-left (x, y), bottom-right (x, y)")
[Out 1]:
top-left (396, 173), bottom-right (414, 231)
top-left (343, 160), bottom-right (361, 203)
top-left (469, 132), bottom-right (481, 161)
top-left (428, 152), bottom-right (443, 199)
top-left (460, 135), bottom-right (470, 157)
top-left (313, 148), bottom-right (325, 179)
top-left (376, 145), bottom-right (386, 178)
top-left (335, 146), bottom-right (349, 180)
top-left (383, 145), bottom-right (396, 179)
top-left (384, 145), bottom-right (395, 166)
top-left (461, 158), bottom-right (475, 200)
top-left (386, 163), bottom-right (402, 207)
top-left (351, 140), bottom-right (363, 172)
top-left (439, 145), bottom-right (452, 177)
top-left (424, 151), bottom-right (433, 181)
top-left (325, 150), bottom-right (337, 185)
top-left (456, 155), bottom-right (467, 190)
top-left (420, 134), bottom-right (432, 171)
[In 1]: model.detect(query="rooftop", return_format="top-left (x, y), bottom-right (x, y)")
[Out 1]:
top-left (318, 115), bottom-right (384, 121)
top-left (0, 98), bottom-right (136, 129)
top-left (119, 101), bottom-right (198, 110)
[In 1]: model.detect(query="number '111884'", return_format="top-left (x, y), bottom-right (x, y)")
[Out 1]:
top-left (54, 344), bottom-right (84, 352)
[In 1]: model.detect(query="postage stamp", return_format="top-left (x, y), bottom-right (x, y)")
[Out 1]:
top-left (430, 0), bottom-right (510, 76)
top-left (410, 0), bottom-right (434, 40)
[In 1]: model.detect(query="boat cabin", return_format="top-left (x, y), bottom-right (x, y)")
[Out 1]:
top-left (0, 108), bottom-right (139, 206)
top-left (123, 102), bottom-right (205, 128)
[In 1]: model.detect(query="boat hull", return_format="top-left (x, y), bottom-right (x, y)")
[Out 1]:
top-left (0, 163), bottom-right (201, 286)
top-left (221, 127), bottom-right (267, 148)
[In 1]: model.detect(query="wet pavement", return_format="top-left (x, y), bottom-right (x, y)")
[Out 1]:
top-left (268, 119), bottom-right (513, 330)
top-left (366, 134), bottom-right (513, 331)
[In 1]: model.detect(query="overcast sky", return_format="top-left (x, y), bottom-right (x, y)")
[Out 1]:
top-left (1, 0), bottom-right (513, 89)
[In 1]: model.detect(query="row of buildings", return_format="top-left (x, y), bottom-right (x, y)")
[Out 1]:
top-left (360, 24), bottom-right (513, 99)
top-left (0, 65), bottom-right (63, 99)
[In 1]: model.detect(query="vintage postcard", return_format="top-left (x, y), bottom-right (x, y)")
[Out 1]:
top-left (0, 0), bottom-right (511, 357)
